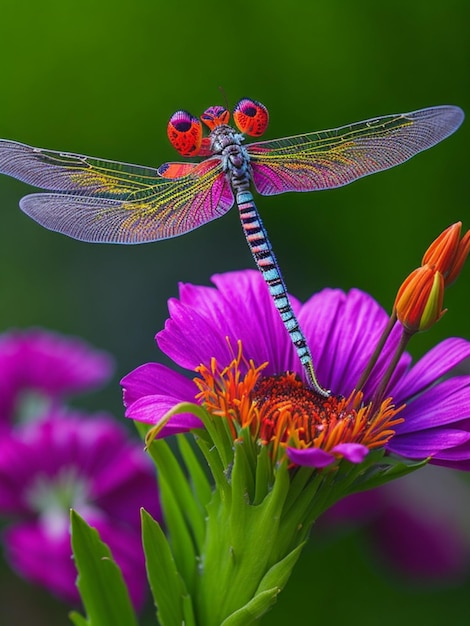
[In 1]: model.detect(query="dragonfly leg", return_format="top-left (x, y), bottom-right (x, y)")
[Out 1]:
top-left (236, 190), bottom-right (330, 397)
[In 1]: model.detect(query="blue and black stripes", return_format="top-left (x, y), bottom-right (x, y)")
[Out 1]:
top-left (236, 190), bottom-right (328, 397)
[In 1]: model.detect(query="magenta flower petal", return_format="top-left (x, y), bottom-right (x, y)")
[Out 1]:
top-left (0, 328), bottom-right (114, 426)
top-left (4, 517), bottom-right (149, 609)
top-left (393, 337), bottom-right (470, 400)
top-left (301, 288), bottom-right (379, 392)
top-left (122, 362), bottom-right (197, 407)
top-left (287, 447), bottom-right (337, 468)
top-left (158, 300), bottom-right (233, 370)
top-left (387, 428), bottom-right (470, 458)
top-left (300, 288), bottom-right (410, 397)
top-left (392, 377), bottom-right (470, 434)
top-left (123, 269), bottom-right (470, 470)
top-left (4, 521), bottom-right (80, 604)
top-left (333, 443), bottom-right (370, 463)
top-left (158, 270), bottom-right (301, 377)
top-left (0, 411), bottom-right (160, 608)
top-left (125, 394), bottom-right (202, 434)
top-left (0, 437), bottom-right (31, 513)
top-left (286, 443), bottom-right (368, 468)
top-left (428, 442), bottom-right (470, 470)
top-left (211, 270), bottom-right (302, 374)
top-left (122, 363), bottom-right (201, 434)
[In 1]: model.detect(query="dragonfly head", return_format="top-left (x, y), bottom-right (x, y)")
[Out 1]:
top-left (167, 98), bottom-right (269, 157)
top-left (200, 106), bottom-right (231, 131)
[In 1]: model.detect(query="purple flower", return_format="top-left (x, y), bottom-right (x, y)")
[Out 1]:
top-left (0, 410), bottom-right (161, 609)
top-left (320, 466), bottom-right (470, 582)
top-left (0, 328), bottom-right (114, 430)
top-left (122, 270), bottom-right (470, 469)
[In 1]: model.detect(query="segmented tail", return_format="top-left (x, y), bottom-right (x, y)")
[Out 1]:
top-left (236, 190), bottom-right (329, 397)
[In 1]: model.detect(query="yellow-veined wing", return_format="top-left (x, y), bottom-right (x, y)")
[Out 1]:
top-left (247, 106), bottom-right (464, 195)
top-left (0, 139), bottom-right (161, 197)
top-left (0, 140), bottom-right (233, 243)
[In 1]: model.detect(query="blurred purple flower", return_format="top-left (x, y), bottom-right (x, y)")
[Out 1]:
top-left (0, 410), bottom-right (160, 609)
top-left (320, 466), bottom-right (470, 583)
top-left (0, 328), bottom-right (114, 430)
top-left (122, 270), bottom-right (470, 469)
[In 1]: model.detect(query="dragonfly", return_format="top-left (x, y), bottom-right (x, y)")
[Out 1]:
top-left (0, 98), bottom-right (464, 396)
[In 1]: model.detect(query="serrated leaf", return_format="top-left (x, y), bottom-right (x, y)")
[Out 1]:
top-left (70, 510), bottom-right (138, 626)
top-left (141, 508), bottom-right (195, 626)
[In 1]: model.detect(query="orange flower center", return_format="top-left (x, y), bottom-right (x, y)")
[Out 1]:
top-left (194, 344), bottom-right (405, 464)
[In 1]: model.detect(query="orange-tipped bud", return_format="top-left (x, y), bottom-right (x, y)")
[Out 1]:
top-left (394, 266), bottom-right (446, 333)
top-left (422, 222), bottom-right (470, 286)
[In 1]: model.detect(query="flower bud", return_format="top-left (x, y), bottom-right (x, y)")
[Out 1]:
top-left (394, 266), bottom-right (446, 333)
top-left (422, 222), bottom-right (470, 287)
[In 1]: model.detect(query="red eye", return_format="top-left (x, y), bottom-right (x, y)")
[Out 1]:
top-left (233, 98), bottom-right (269, 136)
top-left (167, 110), bottom-right (202, 157)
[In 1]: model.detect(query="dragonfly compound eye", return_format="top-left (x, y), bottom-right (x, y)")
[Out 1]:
top-left (233, 98), bottom-right (269, 137)
top-left (167, 110), bottom-right (202, 157)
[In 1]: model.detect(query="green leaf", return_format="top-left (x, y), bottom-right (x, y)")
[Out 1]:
top-left (69, 611), bottom-right (89, 626)
top-left (253, 445), bottom-right (273, 506)
top-left (219, 588), bottom-right (281, 626)
top-left (216, 543), bottom-right (305, 626)
top-left (147, 439), bottom-right (202, 590)
top-left (256, 542), bottom-right (304, 595)
top-left (70, 510), bottom-right (138, 626)
top-left (159, 471), bottom-right (198, 591)
top-left (349, 455), bottom-right (428, 493)
top-left (141, 508), bottom-right (194, 626)
top-left (231, 438), bottom-right (256, 507)
top-left (148, 437), bottom-right (206, 552)
top-left (177, 434), bottom-right (212, 510)
top-left (195, 430), bottom-right (229, 495)
top-left (199, 407), bottom-right (237, 469)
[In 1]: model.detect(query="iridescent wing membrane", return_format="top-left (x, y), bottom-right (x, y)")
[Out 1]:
top-left (0, 105), bottom-right (463, 243)
top-left (247, 106), bottom-right (464, 194)
top-left (0, 140), bottom-right (232, 243)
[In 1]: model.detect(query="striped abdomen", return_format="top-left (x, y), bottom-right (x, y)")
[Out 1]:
top-left (236, 189), bottom-right (328, 396)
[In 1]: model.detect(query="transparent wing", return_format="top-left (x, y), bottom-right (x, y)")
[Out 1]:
top-left (0, 139), bottom-right (163, 197)
top-left (247, 106), bottom-right (464, 195)
top-left (18, 159), bottom-right (234, 243)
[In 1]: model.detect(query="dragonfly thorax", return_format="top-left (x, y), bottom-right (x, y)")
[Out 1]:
top-left (209, 125), bottom-right (251, 191)
top-left (209, 125), bottom-right (245, 154)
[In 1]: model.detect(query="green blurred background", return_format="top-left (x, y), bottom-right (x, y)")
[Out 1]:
top-left (0, 0), bottom-right (469, 623)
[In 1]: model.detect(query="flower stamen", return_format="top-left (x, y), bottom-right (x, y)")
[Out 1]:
top-left (194, 345), bottom-right (405, 467)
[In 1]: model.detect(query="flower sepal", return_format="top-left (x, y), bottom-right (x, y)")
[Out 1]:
top-left (141, 410), bottom-right (432, 626)
top-left (334, 448), bottom-right (429, 498)
top-left (141, 431), bottom-right (306, 626)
